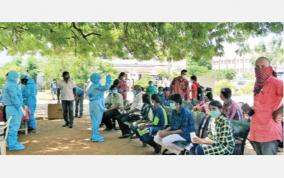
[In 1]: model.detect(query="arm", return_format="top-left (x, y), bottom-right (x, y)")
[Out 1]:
top-left (97, 75), bottom-right (112, 91)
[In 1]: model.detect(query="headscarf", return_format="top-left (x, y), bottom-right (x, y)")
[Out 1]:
top-left (253, 66), bottom-right (273, 95)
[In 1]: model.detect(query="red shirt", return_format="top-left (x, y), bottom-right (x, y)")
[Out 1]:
top-left (248, 76), bottom-right (283, 142)
top-left (191, 82), bottom-right (198, 100)
top-left (170, 76), bottom-right (190, 101)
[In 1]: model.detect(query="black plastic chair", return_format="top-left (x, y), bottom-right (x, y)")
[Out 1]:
top-left (230, 120), bottom-right (250, 155)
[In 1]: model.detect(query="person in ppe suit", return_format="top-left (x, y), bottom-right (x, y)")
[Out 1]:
top-left (2, 71), bottom-right (26, 151)
top-left (20, 74), bottom-right (38, 132)
top-left (87, 72), bottom-right (112, 142)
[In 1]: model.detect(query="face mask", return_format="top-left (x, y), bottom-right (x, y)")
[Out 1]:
top-left (209, 110), bottom-right (221, 118)
top-left (64, 76), bottom-right (70, 80)
top-left (159, 91), bottom-right (163, 95)
top-left (169, 103), bottom-right (176, 110)
top-left (112, 89), bottom-right (118, 94)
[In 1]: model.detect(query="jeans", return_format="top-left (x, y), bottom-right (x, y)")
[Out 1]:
top-left (75, 96), bottom-right (84, 117)
top-left (250, 140), bottom-right (279, 155)
top-left (102, 109), bottom-right (121, 129)
top-left (61, 100), bottom-right (74, 126)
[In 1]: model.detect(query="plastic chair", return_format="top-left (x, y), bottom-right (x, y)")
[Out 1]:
top-left (230, 120), bottom-right (250, 155)
top-left (0, 117), bottom-right (12, 155)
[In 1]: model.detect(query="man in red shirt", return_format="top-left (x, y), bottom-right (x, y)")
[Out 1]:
top-left (190, 75), bottom-right (199, 101)
top-left (170, 70), bottom-right (190, 101)
top-left (248, 57), bottom-right (283, 155)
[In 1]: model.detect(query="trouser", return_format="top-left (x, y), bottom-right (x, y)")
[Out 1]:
top-left (139, 132), bottom-right (158, 149)
top-left (28, 103), bottom-right (37, 129)
top-left (61, 100), bottom-right (74, 126)
top-left (154, 133), bottom-right (186, 155)
top-left (102, 109), bottom-right (121, 129)
top-left (5, 106), bottom-right (23, 148)
top-left (51, 89), bottom-right (56, 99)
top-left (89, 101), bottom-right (104, 141)
top-left (75, 96), bottom-right (84, 117)
top-left (117, 113), bottom-right (140, 135)
top-left (250, 140), bottom-right (279, 155)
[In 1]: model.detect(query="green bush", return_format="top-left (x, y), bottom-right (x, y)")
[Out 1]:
top-left (214, 69), bottom-right (237, 80)
top-left (235, 81), bottom-right (254, 96)
top-left (134, 74), bottom-right (154, 89)
top-left (213, 80), bottom-right (235, 96)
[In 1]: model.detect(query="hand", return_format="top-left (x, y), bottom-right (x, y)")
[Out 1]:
top-left (191, 137), bottom-right (203, 144)
top-left (158, 130), bottom-right (168, 138)
top-left (138, 123), bottom-right (146, 129)
top-left (272, 106), bottom-right (283, 123)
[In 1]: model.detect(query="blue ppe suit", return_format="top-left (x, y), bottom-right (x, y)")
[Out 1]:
top-left (87, 73), bottom-right (112, 142)
top-left (21, 75), bottom-right (37, 129)
top-left (2, 71), bottom-right (25, 151)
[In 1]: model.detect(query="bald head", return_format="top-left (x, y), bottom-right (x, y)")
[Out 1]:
top-left (255, 57), bottom-right (270, 69)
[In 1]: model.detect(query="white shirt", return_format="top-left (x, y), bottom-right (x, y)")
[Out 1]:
top-left (57, 80), bottom-right (76, 101)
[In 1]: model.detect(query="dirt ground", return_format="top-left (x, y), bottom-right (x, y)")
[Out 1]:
top-left (7, 117), bottom-right (156, 155)
top-left (6, 91), bottom-right (283, 155)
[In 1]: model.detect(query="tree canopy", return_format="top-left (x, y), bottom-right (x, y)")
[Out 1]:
top-left (0, 22), bottom-right (283, 62)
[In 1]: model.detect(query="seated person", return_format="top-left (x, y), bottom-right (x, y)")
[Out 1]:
top-left (146, 81), bottom-right (157, 96)
top-left (220, 88), bottom-right (244, 120)
top-left (190, 100), bottom-right (235, 155)
top-left (154, 94), bottom-right (195, 155)
top-left (161, 87), bottom-right (171, 107)
top-left (102, 85), bottom-right (124, 130)
top-left (193, 91), bottom-right (214, 114)
top-left (136, 94), bottom-right (168, 153)
top-left (128, 94), bottom-right (154, 137)
top-left (117, 85), bottom-right (143, 138)
top-left (157, 86), bottom-right (164, 103)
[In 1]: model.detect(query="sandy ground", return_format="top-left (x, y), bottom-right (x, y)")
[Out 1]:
top-left (8, 117), bottom-right (156, 155)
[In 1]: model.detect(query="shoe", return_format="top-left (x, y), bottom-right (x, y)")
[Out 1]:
top-left (78, 116), bottom-right (82, 118)
top-left (28, 129), bottom-right (38, 134)
top-left (69, 125), bottom-right (73, 128)
top-left (8, 143), bottom-right (25, 151)
top-left (75, 115), bottom-right (78, 118)
top-left (154, 145), bottom-right (161, 153)
top-left (119, 134), bottom-right (131, 139)
top-left (62, 124), bottom-right (69, 127)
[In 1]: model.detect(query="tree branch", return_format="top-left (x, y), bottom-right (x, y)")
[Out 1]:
top-left (71, 22), bottom-right (101, 45)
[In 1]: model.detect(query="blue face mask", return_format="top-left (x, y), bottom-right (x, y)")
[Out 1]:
top-left (169, 103), bottom-right (176, 110)
top-left (209, 110), bottom-right (221, 118)
top-left (159, 91), bottom-right (163, 95)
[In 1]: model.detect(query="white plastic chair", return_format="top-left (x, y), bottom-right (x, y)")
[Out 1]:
top-left (0, 117), bottom-right (12, 155)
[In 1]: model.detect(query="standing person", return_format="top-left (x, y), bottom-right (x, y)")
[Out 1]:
top-left (191, 100), bottom-right (235, 155)
top-left (248, 57), bottom-right (283, 155)
top-left (190, 75), bottom-right (199, 101)
top-left (170, 69), bottom-right (190, 101)
top-left (50, 79), bottom-right (58, 100)
top-left (220, 88), bottom-right (244, 120)
top-left (20, 75), bottom-right (38, 132)
top-left (75, 86), bottom-right (84, 118)
top-left (2, 71), bottom-right (26, 151)
top-left (146, 81), bottom-right (158, 96)
top-left (154, 94), bottom-right (195, 155)
top-left (117, 72), bottom-right (129, 102)
top-left (57, 71), bottom-right (76, 128)
top-left (87, 73), bottom-right (112, 142)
